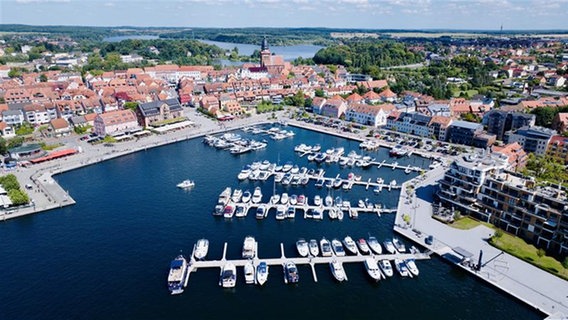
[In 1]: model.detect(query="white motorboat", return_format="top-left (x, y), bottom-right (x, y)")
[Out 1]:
top-left (367, 236), bottom-right (382, 255)
top-left (275, 206), bottom-right (286, 220)
top-left (331, 239), bottom-right (346, 257)
top-left (282, 162), bottom-right (293, 172)
top-left (358, 199), bottom-right (365, 208)
top-left (283, 261), bottom-right (299, 284)
top-left (219, 262), bottom-right (237, 288)
top-left (256, 262), bottom-right (269, 286)
top-left (252, 187), bottom-right (263, 204)
top-left (235, 205), bottom-right (246, 218)
top-left (270, 194), bottom-right (281, 204)
top-left (364, 258), bottom-right (381, 281)
top-left (394, 258), bottom-right (410, 277)
top-left (379, 259), bottom-right (394, 277)
top-left (342, 236), bottom-right (358, 255)
top-left (286, 206), bottom-right (296, 219)
top-left (328, 208), bottom-right (338, 220)
top-left (218, 187), bottom-right (232, 205)
top-left (330, 260), bottom-right (347, 282)
top-left (405, 259), bottom-right (419, 276)
top-left (313, 208), bottom-right (324, 220)
top-left (290, 165), bottom-right (300, 174)
top-left (244, 260), bottom-right (255, 284)
top-left (296, 238), bottom-right (309, 257)
top-left (314, 195), bottom-right (322, 206)
top-left (320, 238), bottom-right (332, 257)
top-left (289, 194), bottom-right (298, 205)
top-left (357, 238), bottom-right (370, 255)
top-left (194, 238), bottom-right (209, 260)
top-left (167, 255), bottom-right (190, 295)
top-left (297, 194), bottom-right (306, 205)
top-left (231, 189), bottom-right (243, 203)
top-left (177, 180), bottom-right (195, 189)
top-left (255, 205), bottom-right (266, 220)
top-left (241, 190), bottom-right (252, 203)
top-left (308, 239), bottom-right (319, 256)
top-left (383, 239), bottom-right (396, 254)
top-left (324, 195), bottom-right (333, 207)
top-left (242, 236), bottom-right (257, 259)
top-left (280, 193), bottom-right (289, 205)
top-left (392, 237), bottom-right (406, 253)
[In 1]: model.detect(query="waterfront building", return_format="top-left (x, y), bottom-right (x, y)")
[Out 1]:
top-left (137, 99), bottom-right (184, 127)
top-left (428, 116), bottom-right (452, 141)
top-left (23, 104), bottom-right (57, 125)
top-left (49, 118), bottom-right (71, 137)
top-left (446, 120), bottom-right (483, 146)
top-left (483, 110), bottom-right (536, 141)
top-left (491, 142), bottom-right (527, 171)
top-left (8, 143), bottom-right (46, 160)
top-left (386, 111), bottom-right (431, 137)
top-left (344, 103), bottom-right (391, 127)
top-left (93, 109), bottom-right (140, 137)
top-left (506, 126), bottom-right (556, 156)
top-left (437, 152), bottom-right (568, 256)
top-left (0, 121), bottom-right (15, 138)
top-left (319, 96), bottom-right (347, 119)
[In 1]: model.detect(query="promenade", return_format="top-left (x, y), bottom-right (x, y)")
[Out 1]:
top-left (393, 166), bottom-right (568, 318)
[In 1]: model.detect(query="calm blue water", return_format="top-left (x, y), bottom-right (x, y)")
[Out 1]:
top-left (103, 35), bottom-right (160, 42)
top-left (200, 40), bottom-right (323, 61)
top-left (0, 126), bottom-right (542, 320)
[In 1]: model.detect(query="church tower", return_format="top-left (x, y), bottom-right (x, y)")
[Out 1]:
top-left (260, 36), bottom-right (271, 68)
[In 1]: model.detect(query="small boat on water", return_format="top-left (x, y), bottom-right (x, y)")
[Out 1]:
top-left (231, 189), bottom-right (243, 203)
top-left (289, 194), bottom-right (298, 205)
top-left (328, 208), bottom-right (338, 220)
top-left (280, 193), bottom-right (289, 205)
top-left (252, 187), bottom-right (263, 204)
top-left (219, 262), bottom-right (237, 288)
top-left (383, 239), bottom-right (396, 254)
top-left (244, 261), bottom-right (255, 284)
top-left (405, 259), bottom-right (419, 276)
top-left (394, 258), bottom-right (410, 277)
top-left (297, 194), bottom-right (306, 205)
top-left (330, 260), bottom-right (347, 282)
top-left (270, 194), bottom-right (280, 204)
top-left (364, 258), bottom-right (381, 281)
top-left (320, 238), bottom-right (332, 257)
top-left (332, 239), bottom-right (346, 257)
top-left (282, 162), bottom-right (293, 172)
top-left (287, 206), bottom-right (296, 219)
top-left (296, 238), bottom-right (309, 257)
top-left (313, 208), bottom-right (324, 220)
top-left (235, 205), bottom-right (246, 218)
top-left (223, 205), bottom-right (235, 218)
top-left (177, 180), bottom-right (195, 189)
top-left (194, 239), bottom-right (209, 260)
top-left (218, 187), bottom-right (232, 205)
top-left (167, 255), bottom-right (190, 295)
top-left (325, 195), bottom-right (333, 207)
top-left (255, 205), bottom-right (266, 220)
top-left (314, 195), bottom-right (322, 206)
top-left (283, 261), bottom-right (299, 284)
top-left (357, 238), bottom-right (370, 255)
top-left (367, 236), bottom-right (382, 255)
top-left (242, 236), bottom-right (257, 259)
top-left (379, 259), bottom-right (394, 277)
top-left (333, 178), bottom-right (343, 188)
top-left (237, 166), bottom-right (252, 180)
top-left (213, 204), bottom-right (224, 216)
top-left (342, 236), bottom-right (358, 255)
top-left (393, 237), bottom-right (406, 253)
top-left (275, 206), bottom-right (286, 220)
top-left (241, 190), bottom-right (252, 203)
top-left (308, 239), bottom-right (319, 256)
top-left (256, 262), bottom-right (269, 286)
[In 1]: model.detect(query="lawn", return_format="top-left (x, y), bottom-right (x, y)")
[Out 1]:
top-left (446, 216), bottom-right (494, 230)
top-left (490, 233), bottom-right (568, 280)
top-left (452, 89), bottom-right (479, 98)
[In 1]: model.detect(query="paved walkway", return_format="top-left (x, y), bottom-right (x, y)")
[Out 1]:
top-left (394, 167), bottom-right (568, 318)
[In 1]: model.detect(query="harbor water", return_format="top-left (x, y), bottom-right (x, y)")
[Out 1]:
top-left (0, 125), bottom-right (542, 319)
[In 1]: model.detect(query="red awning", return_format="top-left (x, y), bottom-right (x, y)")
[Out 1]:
top-left (30, 149), bottom-right (77, 164)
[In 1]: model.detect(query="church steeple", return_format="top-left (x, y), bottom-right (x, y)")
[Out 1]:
top-left (261, 36), bottom-right (269, 51)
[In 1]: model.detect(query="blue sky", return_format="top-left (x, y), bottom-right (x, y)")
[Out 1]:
top-left (1, 0), bottom-right (568, 30)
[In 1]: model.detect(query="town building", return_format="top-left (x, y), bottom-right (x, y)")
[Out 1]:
top-left (93, 109), bottom-right (140, 136)
top-left (137, 98), bottom-right (184, 128)
top-left (483, 110), bottom-right (536, 141)
top-left (386, 112), bottom-right (431, 136)
top-left (552, 113), bottom-right (568, 134)
top-left (49, 118), bottom-right (71, 137)
top-left (446, 120), bottom-right (484, 146)
top-left (506, 126), bottom-right (557, 156)
top-left (546, 135), bottom-right (568, 164)
top-left (491, 142), bottom-right (528, 171)
top-left (344, 103), bottom-right (390, 127)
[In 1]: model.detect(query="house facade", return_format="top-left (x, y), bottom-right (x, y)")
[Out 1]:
top-left (94, 109), bottom-right (140, 136)
top-left (137, 99), bottom-right (184, 127)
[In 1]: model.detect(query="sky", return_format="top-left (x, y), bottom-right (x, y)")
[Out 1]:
top-left (1, 0), bottom-right (568, 30)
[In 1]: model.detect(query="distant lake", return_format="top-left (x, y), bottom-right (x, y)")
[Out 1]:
top-left (103, 35), bottom-right (159, 42)
top-left (200, 40), bottom-right (324, 61)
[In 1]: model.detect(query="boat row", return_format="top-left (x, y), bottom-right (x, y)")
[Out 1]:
top-left (295, 235), bottom-right (389, 258)
top-left (203, 133), bottom-right (267, 155)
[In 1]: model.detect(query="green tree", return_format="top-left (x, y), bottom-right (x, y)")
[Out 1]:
top-left (314, 88), bottom-right (325, 98)
top-left (0, 174), bottom-right (21, 191)
top-left (7, 136), bottom-right (24, 149)
top-left (563, 257), bottom-right (568, 270)
top-left (0, 137), bottom-right (7, 155)
top-left (8, 68), bottom-right (22, 78)
top-left (123, 101), bottom-right (139, 111)
top-left (39, 73), bottom-right (48, 82)
top-left (537, 248), bottom-right (546, 258)
top-left (15, 122), bottom-right (34, 136)
top-left (8, 189), bottom-right (29, 205)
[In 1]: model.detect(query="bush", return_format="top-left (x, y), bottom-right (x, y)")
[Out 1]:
top-left (0, 174), bottom-right (21, 191)
top-left (494, 229), bottom-right (504, 238)
top-left (8, 189), bottom-right (29, 205)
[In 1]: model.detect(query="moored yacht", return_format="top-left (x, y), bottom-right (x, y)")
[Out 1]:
top-left (256, 262), bottom-right (269, 286)
top-left (331, 239), bottom-right (346, 257)
top-left (320, 238), bottom-right (332, 257)
top-left (218, 187), bottom-right (232, 205)
top-left (286, 206), bottom-right (296, 219)
top-left (194, 239), bottom-right (209, 260)
top-left (367, 236), bottom-right (382, 255)
top-left (357, 238), bottom-right (370, 255)
top-left (405, 259), bottom-right (419, 276)
top-left (275, 205), bottom-right (286, 220)
top-left (231, 189), bottom-right (243, 203)
top-left (394, 258), bottom-right (410, 277)
top-left (280, 193), bottom-right (289, 205)
top-left (252, 187), bottom-right (263, 204)
top-left (393, 237), bottom-right (406, 253)
top-left (383, 239), bottom-right (396, 254)
top-left (379, 259), bottom-right (394, 277)
top-left (242, 236), bottom-right (257, 259)
top-left (308, 239), bottom-right (319, 256)
top-left (223, 205), bottom-right (235, 218)
top-left (296, 238), bottom-right (309, 257)
top-left (177, 180), bottom-right (195, 189)
top-left (283, 261), bottom-right (299, 284)
top-left (244, 260), bottom-right (255, 284)
top-left (330, 260), bottom-right (347, 282)
top-left (235, 205), bottom-right (246, 218)
top-left (364, 258), bottom-right (381, 281)
top-left (219, 262), bottom-right (237, 288)
top-left (241, 190), bottom-right (252, 203)
top-left (342, 236), bottom-right (358, 255)
top-left (313, 195), bottom-right (322, 206)
top-left (167, 255), bottom-right (190, 295)
top-left (255, 205), bottom-right (266, 220)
